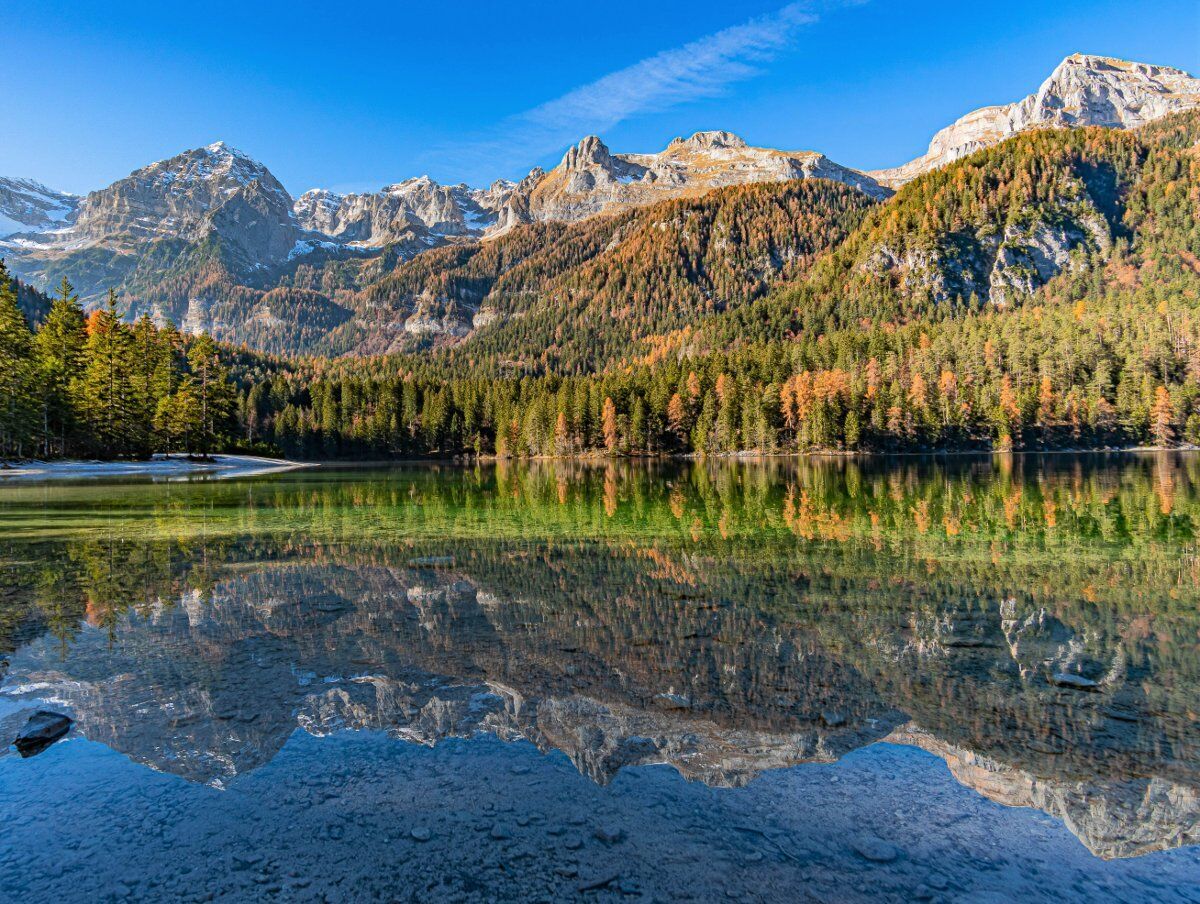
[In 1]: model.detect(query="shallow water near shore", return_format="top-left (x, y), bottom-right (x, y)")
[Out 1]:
top-left (1, 454), bottom-right (1198, 901)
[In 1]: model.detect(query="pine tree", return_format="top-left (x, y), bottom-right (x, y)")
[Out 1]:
top-left (156, 381), bottom-right (201, 454)
top-left (1151, 386), bottom-right (1175, 447)
top-left (0, 261), bottom-right (37, 458)
top-left (33, 278), bottom-right (87, 457)
top-left (78, 291), bottom-right (135, 457)
top-left (185, 333), bottom-right (235, 458)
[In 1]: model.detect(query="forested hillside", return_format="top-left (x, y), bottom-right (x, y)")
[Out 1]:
top-left (228, 112), bottom-right (1200, 458)
top-left (446, 180), bottom-right (874, 373)
top-left (3, 112), bottom-right (1199, 461)
top-left (0, 268), bottom-right (237, 460)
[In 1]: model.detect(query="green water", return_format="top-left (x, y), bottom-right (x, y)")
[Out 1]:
top-left (1, 455), bottom-right (1198, 901)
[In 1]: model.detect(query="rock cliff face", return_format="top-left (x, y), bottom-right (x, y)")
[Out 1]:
top-left (288, 132), bottom-right (884, 248)
top-left (0, 178), bottom-right (77, 237)
top-left (292, 176), bottom-right (510, 246)
top-left (490, 131), bottom-right (888, 234)
top-left (874, 54), bottom-right (1200, 186)
top-left (8, 142), bottom-right (301, 274)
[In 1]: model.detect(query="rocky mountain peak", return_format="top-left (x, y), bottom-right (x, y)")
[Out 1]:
top-left (6, 141), bottom-right (300, 271)
top-left (669, 130), bottom-right (748, 151)
top-left (873, 53), bottom-right (1200, 186)
top-left (385, 174), bottom-right (438, 193)
top-left (146, 142), bottom-right (288, 199)
top-left (561, 135), bottom-right (616, 172)
top-left (1029, 53), bottom-right (1200, 129)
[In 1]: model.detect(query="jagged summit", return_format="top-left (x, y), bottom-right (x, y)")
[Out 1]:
top-left (203, 140), bottom-right (250, 157)
top-left (873, 53), bottom-right (1200, 186)
top-left (4, 142), bottom-right (299, 267)
top-left (291, 174), bottom-right (504, 247)
top-left (561, 135), bottom-right (616, 171)
top-left (485, 130), bottom-right (887, 236)
top-left (669, 130), bottom-right (748, 150)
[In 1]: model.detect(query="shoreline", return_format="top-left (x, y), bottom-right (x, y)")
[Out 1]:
top-left (419, 445), bottom-right (1200, 465)
top-left (2, 447), bottom-right (1194, 479)
top-left (0, 454), bottom-right (315, 483)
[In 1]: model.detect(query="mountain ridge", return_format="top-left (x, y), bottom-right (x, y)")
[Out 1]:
top-left (1, 51), bottom-right (1196, 363)
top-left (871, 53), bottom-right (1200, 186)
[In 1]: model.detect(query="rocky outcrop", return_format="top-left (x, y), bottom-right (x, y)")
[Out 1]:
top-left (12, 710), bottom-right (73, 757)
top-left (292, 176), bottom-right (507, 247)
top-left (403, 299), bottom-right (474, 339)
top-left (874, 54), bottom-right (1200, 186)
top-left (862, 191), bottom-right (1112, 306)
top-left (491, 131), bottom-right (888, 234)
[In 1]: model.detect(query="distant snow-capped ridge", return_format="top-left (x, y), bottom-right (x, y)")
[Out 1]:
top-left (290, 129), bottom-right (888, 246)
top-left (291, 175), bottom-right (512, 247)
top-left (872, 53), bottom-right (1200, 186)
top-left (3, 53), bottom-right (1197, 268)
top-left (0, 177), bottom-right (78, 239)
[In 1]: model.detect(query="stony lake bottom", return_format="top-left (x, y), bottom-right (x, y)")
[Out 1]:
top-left (0, 455), bottom-right (1198, 903)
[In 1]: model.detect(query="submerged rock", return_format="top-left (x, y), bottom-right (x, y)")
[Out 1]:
top-left (1051, 673), bottom-right (1099, 691)
top-left (13, 710), bottom-right (73, 757)
top-left (593, 825), bottom-right (626, 845)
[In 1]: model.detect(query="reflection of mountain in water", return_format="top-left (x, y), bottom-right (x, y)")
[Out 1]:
top-left (4, 531), bottom-right (1198, 861)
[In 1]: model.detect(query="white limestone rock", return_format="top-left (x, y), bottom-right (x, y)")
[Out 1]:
top-left (490, 131), bottom-right (889, 235)
top-left (874, 54), bottom-right (1200, 187)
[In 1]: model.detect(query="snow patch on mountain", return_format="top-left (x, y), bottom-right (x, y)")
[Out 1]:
top-left (0, 177), bottom-right (78, 238)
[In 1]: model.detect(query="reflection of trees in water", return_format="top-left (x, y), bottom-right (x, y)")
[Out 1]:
top-left (0, 536), bottom-right (228, 655)
top-left (1, 454), bottom-right (1198, 791)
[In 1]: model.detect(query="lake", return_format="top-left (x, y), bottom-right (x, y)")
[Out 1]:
top-left (1, 455), bottom-right (1198, 902)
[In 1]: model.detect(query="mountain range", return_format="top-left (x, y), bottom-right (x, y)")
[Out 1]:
top-left (2, 52), bottom-right (1198, 360)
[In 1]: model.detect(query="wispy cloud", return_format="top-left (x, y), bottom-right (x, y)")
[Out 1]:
top-left (428, 3), bottom-right (824, 183)
top-left (523, 3), bottom-right (815, 136)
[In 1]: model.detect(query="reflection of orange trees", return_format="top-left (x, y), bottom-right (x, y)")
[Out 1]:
top-left (1155, 453), bottom-right (1176, 515)
top-left (1042, 497), bottom-right (1057, 529)
top-left (913, 500), bottom-right (931, 535)
top-left (669, 487), bottom-right (687, 520)
top-left (637, 546), bottom-right (699, 586)
top-left (603, 468), bottom-right (619, 518)
top-left (5, 455), bottom-right (1200, 638)
top-left (782, 487), bottom-right (850, 542)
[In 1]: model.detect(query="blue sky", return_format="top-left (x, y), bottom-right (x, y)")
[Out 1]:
top-left (2, 0), bottom-right (1196, 196)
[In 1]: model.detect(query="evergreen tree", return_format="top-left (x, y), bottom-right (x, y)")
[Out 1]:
top-left (185, 333), bottom-right (235, 457)
top-left (0, 261), bottom-right (37, 458)
top-left (32, 278), bottom-right (87, 457)
top-left (78, 291), bottom-right (136, 458)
